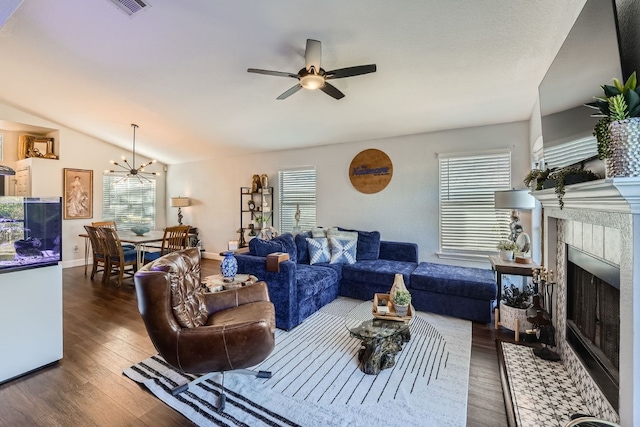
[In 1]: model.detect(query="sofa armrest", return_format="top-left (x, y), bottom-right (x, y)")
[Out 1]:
top-left (378, 240), bottom-right (419, 263)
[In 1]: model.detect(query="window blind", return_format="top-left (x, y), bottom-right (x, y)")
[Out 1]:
top-left (543, 136), bottom-right (598, 170)
top-left (278, 167), bottom-right (316, 233)
top-left (439, 151), bottom-right (512, 254)
top-left (102, 175), bottom-right (156, 229)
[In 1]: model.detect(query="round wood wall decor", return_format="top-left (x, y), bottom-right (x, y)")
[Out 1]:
top-left (349, 149), bottom-right (393, 194)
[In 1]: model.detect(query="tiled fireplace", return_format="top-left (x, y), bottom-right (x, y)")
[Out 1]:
top-left (533, 178), bottom-right (640, 426)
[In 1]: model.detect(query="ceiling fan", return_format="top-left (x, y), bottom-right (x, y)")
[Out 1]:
top-left (247, 39), bottom-right (376, 100)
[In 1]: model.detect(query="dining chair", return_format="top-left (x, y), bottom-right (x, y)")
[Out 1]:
top-left (100, 226), bottom-right (138, 287)
top-left (84, 225), bottom-right (108, 282)
top-left (143, 225), bottom-right (191, 263)
top-left (92, 220), bottom-right (135, 250)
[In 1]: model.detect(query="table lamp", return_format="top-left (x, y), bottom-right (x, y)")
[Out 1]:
top-left (494, 189), bottom-right (535, 258)
top-left (170, 197), bottom-right (190, 225)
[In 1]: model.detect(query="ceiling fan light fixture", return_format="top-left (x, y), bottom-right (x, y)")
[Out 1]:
top-left (300, 74), bottom-right (325, 90)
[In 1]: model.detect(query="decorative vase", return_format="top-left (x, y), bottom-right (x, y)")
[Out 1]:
top-left (260, 174), bottom-right (269, 189)
top-left (390, 273), bottom-right (407, 299)
top-left (220, 251), bottom-right (238, 282)
top-left (500, 249), bottom-right (513, 261)
top-left (606, 117), bottom-right (640, 177)
top-left (395, 303), bottom-right (409, 317)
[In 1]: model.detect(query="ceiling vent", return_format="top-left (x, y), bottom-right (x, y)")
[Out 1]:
top-left (107, 0), bottom-right (150, 16)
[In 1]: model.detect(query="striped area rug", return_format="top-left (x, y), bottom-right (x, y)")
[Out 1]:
top-left (124, 297), bottom-right (471, 427)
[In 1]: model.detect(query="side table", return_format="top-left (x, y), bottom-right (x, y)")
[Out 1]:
top-left (488, 255), bottom-right (539, 336)
top-left (202, 274), bottom-right (258, 293)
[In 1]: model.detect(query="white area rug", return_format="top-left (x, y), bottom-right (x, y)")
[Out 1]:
top-left (124, 297), bottom-right (472, 427)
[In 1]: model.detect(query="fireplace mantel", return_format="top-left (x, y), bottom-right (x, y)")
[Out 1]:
top-left (532, 177), bottom-right (640, 213)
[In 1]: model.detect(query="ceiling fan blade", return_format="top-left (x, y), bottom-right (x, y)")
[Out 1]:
top-left (325, 64), bottom-right (377, 79)
top-left (247, 68), bottom-right (299, 79)
top-left (277, 84), bottom-right (303, 100)
top-left (319, 82), bottom-right (345, 100)
top-left (305, 39), bottom-right (321, 72)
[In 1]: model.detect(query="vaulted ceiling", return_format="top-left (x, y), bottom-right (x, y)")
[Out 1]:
top-left (0, 0), bottom-right (586, 164)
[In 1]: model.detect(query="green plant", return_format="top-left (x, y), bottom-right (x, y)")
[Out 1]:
top-left (497, 240), bottom-right (517, 251)
top-left (523, 168), bottom-right (550, 191)
top-left (254, 214), bottom-right (271, 224)
top-left (392, 289), bottom-right (411, 306)
top-left (502, 283), bottom-right (535, 309)
top-left (585, 71), bottom-right (640, 158)
top-left (547, 166), bottom-right (600, 209)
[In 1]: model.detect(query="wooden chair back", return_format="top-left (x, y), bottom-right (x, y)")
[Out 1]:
top-left (84, 225), bottom-right (107, 281)
top-left (99, 226), bottom-right (137, 287)
top-left (161, 225), bottom-right (191, 254)
top-left (92, 220), bottom-right (118, 230)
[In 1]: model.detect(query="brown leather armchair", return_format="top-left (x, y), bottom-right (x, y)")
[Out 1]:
top-left (133, 247), bottom-right (275, 410)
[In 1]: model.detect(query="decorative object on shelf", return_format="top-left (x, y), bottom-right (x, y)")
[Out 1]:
top-left (220, 251), bottom-right (238, 282)
top-left (251, 174), bottom-right (261, 192)
top-left (63, 168), bottom-right (93, 220)
top-left (19, 135), bottom-right (57, 159)
top-left (261, 194), bottom-right (270, 212)
top-left (349, 148), bottom-right (393, 194)
top-left (228, 240), bottom-right (239, 251)
top-left (500, 282), bottom-right (535, 333)
top-left (523, 168), bottom-right (550, 191)
top-left (236, 227), bottom-right (246, 248)
top-left (497, 240), bottom-right (517, 261)
top-left (170, 196), bottom-right (190, 225)
top-left (494, 189), bottom-right (535, 242)
top-left (586, 71), bottom-right (640, 177)
top-left (106, 124), bottom-right (160, 185)
top-left (255, 214), bottom-right (270, 229)
top-left (260, 174), bottom-right (269, 189)
top-left (248, 223), bottom-right (256, 237)
top-left (543, 166), bottom-right (600, 209)
top-left (130, 225), bottom-right (150, 236)
top-left (247, 199), bottom-right (255, 211)
top-left (392, 289), bottom-right (411, 317)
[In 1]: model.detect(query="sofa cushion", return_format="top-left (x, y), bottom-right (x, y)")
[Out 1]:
top-left (306, 237), bottom-right (331, 264)
top-left (329, 237), bottom-right (357, 264)
top-left (341, 259), bottom-right (418, 287)
top-left (249, 233), bottom-right (297, 263)
top-left (295, 264), bottom-right (340, 300)
top-left (410, 262), bottom-right (496, 300)
top-left (337, 227), bottom-right (381, 260)
top-left (311, 227), bottom-right (327, 238)
top-left (294, 231), bottom-right (312, 264)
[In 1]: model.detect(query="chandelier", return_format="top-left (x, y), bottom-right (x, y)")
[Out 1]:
top-left (106, 124), bottom-right (160, 184)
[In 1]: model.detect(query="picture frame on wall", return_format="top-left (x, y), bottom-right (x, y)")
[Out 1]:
top-left (63, 168), bottom-right (93, 219)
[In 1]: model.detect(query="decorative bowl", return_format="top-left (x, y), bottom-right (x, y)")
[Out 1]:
top-left (130, 225), bottom-right (150, 236)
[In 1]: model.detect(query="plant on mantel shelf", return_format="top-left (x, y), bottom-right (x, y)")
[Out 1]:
top-left (585, 71), bottom-right (640, 177)
top-left (523, 168), bottom-right (551, 191)
top-left (545, 166), bottom-right (600, 209)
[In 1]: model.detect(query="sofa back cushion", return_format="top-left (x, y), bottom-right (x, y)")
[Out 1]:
top-left (249, 232), bottom-right (297, 263)
top-left (295, 231), bottom-right (312, 264)
top-left (337, 227), bottom-right (381, 260)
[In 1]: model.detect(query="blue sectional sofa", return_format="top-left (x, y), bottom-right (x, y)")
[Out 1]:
top-left (234, 229), bottom-right (497, 330)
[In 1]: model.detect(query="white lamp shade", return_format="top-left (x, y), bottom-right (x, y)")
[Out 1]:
top-left (494, 190), bottom-right (535, 210)
top-left (170, 197), bottom-right (190, 208)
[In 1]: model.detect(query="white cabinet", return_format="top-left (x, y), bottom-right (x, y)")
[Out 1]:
top-left (0, 264), bottom-right (63, 383)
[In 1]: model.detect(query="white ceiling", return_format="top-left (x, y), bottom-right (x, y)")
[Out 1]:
top-left (0, 0), bottom-right (587, 164)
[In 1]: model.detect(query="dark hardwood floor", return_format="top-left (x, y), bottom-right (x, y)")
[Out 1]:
top-left (0, 259), bottom-right (515, 426)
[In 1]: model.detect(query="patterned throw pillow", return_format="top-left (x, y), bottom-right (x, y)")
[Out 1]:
top-left (329, 237), bottom-right (357, 264)
top-left (311, 227), bottom-right (327, 238)
top-left (306, 237), bottom-right (330, 264)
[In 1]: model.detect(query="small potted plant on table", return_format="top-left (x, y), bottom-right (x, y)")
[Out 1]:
top-left (497, 240), bottom-right (517, 261)
top-left (392, 289), bottom-right (411, 317)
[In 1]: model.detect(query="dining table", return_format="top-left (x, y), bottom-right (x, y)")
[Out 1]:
top-left (80, 229), bottom-right (166, 273)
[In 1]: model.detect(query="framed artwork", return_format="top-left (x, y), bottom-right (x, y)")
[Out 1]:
top-left (18, 135), bottom-right (58, 159)
top-left (63, 168), bottom-right (93, 219)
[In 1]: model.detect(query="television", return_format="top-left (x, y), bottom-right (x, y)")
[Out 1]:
top-left (537, 0), bottom-right (623, 171)
top-left (0, 196), bottom-right (62, 273)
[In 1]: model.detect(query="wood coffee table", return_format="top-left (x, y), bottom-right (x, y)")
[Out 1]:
top-left (345, 300), bottom-right (412, 375)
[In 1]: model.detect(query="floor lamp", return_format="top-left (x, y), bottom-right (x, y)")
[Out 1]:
top-left (170, 197), bottom-right (190, 225)
top-left (494, 189), bottom-right (536, 257)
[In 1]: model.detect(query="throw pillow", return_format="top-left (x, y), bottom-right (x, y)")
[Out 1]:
top-left (337, 227), bottom-right (381, 260)
top-left (311, 227), bottom-right (327, 238)
top-left (306, 237), bottom-right (330, 264)
top-left (329, 237), bottom-right (357, 264)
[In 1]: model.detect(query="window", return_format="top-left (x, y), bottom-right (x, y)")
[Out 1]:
top-left (102, 175), bottom-right (156, 229)
top-left (439, 151), bottom-right (511, 255)
top-left (278, 167), bottom-right (316, 233)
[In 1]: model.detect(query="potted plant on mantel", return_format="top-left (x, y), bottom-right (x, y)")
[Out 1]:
top-left (523, 168), bottom-right (551, 191)
top-left (585, 71), bottom-right (640, 177)
top-left (500, 283), bottom-right (535, 333)
top-left (542, 166), bottom-right (600, 209)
